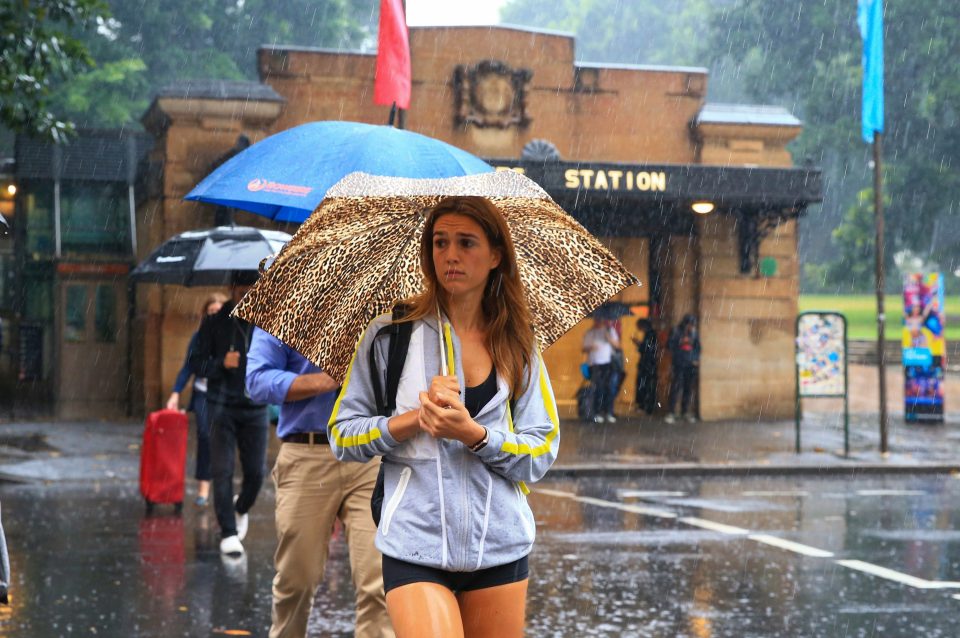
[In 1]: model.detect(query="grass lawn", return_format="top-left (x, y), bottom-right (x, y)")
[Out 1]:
top-left (799, 294), bottom-right (960, 340)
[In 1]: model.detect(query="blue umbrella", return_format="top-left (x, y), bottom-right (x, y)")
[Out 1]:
top-left (185, 121), bottom-right (494, 223)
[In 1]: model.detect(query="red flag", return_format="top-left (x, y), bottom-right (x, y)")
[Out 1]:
top-left (374, 0), bottom-right (411, 109)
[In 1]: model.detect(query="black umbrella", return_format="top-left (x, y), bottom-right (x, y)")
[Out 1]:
top-left (130, 226), bottom-right (291, 286)
top-left (589, 302), bottom-right (634, 320)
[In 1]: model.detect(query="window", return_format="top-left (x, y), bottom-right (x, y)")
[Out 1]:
top-left (94, 285), bottom-right (116, 343)
top-left (24, 184), bottom-right (54, 256)
top-left (22, 266), bottom-right (53, 323)
top-left (60, 181), bottom-right (129, 255)
top-left (64, 285), bottom-right (87, 342)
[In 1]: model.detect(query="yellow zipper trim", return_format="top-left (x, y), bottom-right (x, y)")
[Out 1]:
top-left (500, 357), bottom-right (559, 464)
top-left (443, 321), bottom-right (455, 375)
top-left (328, 323), bottom-right (382, 448)
top-left (505, 400), bottom-right (532, 496)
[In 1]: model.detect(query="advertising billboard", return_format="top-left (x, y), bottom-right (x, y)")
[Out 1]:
top-left (903, 273), bottom-right (946, 422)
top-left (797, 313), bottom-right (846, 397)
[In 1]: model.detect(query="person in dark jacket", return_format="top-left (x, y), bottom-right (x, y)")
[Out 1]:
top-left (190, 279), bottom-right (267, 557)
top-left (665, 314), bottom-right (700, 423)
top-left (632, 319), bottom-right (658, 415)
top-left (166, 293), bottom-right (227, 507)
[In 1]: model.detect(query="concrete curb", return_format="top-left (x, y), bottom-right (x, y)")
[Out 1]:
top-left (550, 462), bottom-right (960, 477)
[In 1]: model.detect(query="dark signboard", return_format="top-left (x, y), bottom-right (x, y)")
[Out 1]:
top-left (490, 160), bottom-right (823, 208)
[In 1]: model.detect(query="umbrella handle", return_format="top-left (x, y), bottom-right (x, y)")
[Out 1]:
top-left (436, 303), bottom-right (448, 376)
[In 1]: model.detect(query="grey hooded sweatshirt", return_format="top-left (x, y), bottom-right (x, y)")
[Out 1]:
top-left (328, 313), bottom-right (560, 572)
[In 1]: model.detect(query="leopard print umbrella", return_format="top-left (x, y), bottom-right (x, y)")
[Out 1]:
top-left (234, 170), bottom-right (639, 383)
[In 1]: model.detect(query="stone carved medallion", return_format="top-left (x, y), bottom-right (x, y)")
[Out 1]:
top-left (453, 60), bottom-right (532, 129)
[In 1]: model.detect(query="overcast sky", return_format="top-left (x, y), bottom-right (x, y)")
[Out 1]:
top-left (405, 0), bottom-right (508, 26)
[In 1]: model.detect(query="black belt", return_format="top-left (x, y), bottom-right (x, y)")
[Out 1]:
top-left (280, 432), bottom-right (328, 445)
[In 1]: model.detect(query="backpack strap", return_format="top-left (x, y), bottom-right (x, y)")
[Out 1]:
top-left (369, 305), bottom-right (413, 417)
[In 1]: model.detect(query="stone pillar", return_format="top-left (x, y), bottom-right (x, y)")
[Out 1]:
top-left (136, 89), bottom-right (284, 413)
top-left (696, 214), bottom-right (799, 420)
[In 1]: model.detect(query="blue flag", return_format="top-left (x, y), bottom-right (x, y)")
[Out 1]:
top-left (858, 0), bottom-right (884, 143)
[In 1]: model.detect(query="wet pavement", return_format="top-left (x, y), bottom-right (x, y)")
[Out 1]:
top-left (2, 472), bottom-right (960, 636)
top-left (1, 408), bottom-right (958, 486)
top-left (551, 411), bottom-right (960, 474)
top-left (0, 413), bottom-right (958, 636)
top-left (529, 474), bottom-right (960, 637)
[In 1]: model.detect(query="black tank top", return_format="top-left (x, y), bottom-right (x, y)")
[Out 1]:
top-left (464, 367), bottom-right (497, 417)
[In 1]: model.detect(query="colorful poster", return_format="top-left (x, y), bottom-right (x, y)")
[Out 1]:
top-left (797, 313), bottom-right (846, 397)
top-left (903, 273), bottom-right (946, 421)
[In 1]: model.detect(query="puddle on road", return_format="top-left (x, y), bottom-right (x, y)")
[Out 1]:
top-left (0, 435), bottom-right (56, 453)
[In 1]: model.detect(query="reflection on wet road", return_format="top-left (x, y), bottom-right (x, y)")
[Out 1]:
top-left (1, 474), bottom-right (959, 636)
top-left (0, 482), bottom-right (356, 637)
top-left (528, 475), bottom-right (960, 637)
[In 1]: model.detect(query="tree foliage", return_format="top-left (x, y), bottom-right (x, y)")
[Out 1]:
top-left (501, 0), bottom-right (715, 68)
top-left (0, 0), bottom-right (110, 142)
top-left (1, 0), bottom-right (378, 145)
top-left (709, 0), bottom-right (960, 288)
top-left (55, 0), bottom-right (377, 129)
top-left (805, 189), bottom-right (883, 293)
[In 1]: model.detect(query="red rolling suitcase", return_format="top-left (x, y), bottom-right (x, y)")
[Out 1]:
top-left (139, 409), bottom-right (188, 514)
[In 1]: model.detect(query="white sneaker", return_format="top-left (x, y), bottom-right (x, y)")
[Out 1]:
top-left (220, 550), bottom-right (248, 582)
top-left (219, 534), bottom-right (245, 556)
top-left (605, 414), bottom-right (617, 423)
top-left (234, 495), bottom-right (249, 541)
top-left (592, 415), bottom-right (605, 424)
top-left (664, 414), bottom-right (676, 424)
top-left (685, 414), bottom-right (697, 424)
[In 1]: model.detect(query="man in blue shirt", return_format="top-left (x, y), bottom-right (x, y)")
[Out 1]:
top-left (246, 328), bottom-right (392, 638)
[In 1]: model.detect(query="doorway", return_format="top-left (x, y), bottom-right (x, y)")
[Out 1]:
top-left (648, 232), bottom-right (700, 417)
top-left (57, 279), bottom-right (129, 418)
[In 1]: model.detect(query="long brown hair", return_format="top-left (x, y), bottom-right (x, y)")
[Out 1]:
top-left (403, 196), bottom-right (535, 400)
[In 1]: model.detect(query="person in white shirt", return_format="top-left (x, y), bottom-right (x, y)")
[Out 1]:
top-left (582, 318), bottom-right (621, 422)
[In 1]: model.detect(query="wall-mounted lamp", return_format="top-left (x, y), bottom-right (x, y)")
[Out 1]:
top-left (691, 201), bottom-right (715, 215)
top-left (5, 184), bottom-right (15, 196)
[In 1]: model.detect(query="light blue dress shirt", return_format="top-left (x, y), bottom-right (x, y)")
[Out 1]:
top-left (245, 328), bottom-right (337, 438)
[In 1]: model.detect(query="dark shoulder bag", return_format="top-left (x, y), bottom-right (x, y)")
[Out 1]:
top-left (368, 305), bottom-right (412, 526)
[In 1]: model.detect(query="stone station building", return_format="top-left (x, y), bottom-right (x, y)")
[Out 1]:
top-left (136, 25), bottom-right (822, 421)
top-left (15, 25), bottom-right (823, 419)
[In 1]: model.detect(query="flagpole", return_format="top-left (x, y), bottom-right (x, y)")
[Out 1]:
top-left (859, 0), bottom-right (886, 454)
top-left (873, 133), bottom-right (888, 454)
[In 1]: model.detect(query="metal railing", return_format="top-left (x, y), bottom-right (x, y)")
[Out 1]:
top-left (847, 340), bottom-right (960, 369)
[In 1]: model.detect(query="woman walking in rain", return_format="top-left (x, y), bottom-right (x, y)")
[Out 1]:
top-left (166, 293), bottom-right (227, 506)
top-left (328, 197), bottom-right (559, 638)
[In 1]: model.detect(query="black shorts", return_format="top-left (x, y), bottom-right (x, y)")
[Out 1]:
top-left (382, 554), bottom-right (529, 594)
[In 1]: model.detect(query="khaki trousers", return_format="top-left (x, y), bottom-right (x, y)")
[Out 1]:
top-left (269, 442), bottom-right (393, 638)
